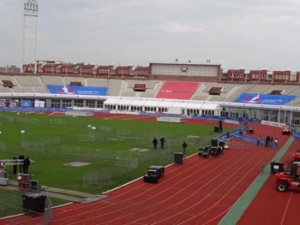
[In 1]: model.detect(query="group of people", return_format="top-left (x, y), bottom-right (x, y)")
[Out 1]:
top-left (256, 135), bottom-right (278, 148)
top-left (13, 154), bottom-right (31, 175)
top-left (152, 137), bottom-right (165, 150)
top-left (152, 137), bottom-right (188, 157)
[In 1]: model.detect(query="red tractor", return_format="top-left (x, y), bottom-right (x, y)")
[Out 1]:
top-left (274, 162), bottom-right (300, 192)
top-left (291, 151), bottom-right (300, 162)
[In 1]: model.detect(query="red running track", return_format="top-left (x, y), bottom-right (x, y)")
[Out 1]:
top-left (238, 138), bottom-right (300, 225)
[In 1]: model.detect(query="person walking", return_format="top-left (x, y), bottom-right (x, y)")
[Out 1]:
top-left (160, 136), bottom-right (165, 149)
top-left (13, 155), bottom-right (18, 175)
top-left (23, 157), bottom-right (31, 174)
top-left (18, 154), bottom-right (25, 173)
top-left (182, 141), bottom-right (188, 157)
top-left (152, 137), bottom-right (158, 150)
top-left (274, 138), bottom-right (278, 148)
top-left (256, 135), bottom-right (261, 146)
top-left (226, 131), bottom-right (230, 139)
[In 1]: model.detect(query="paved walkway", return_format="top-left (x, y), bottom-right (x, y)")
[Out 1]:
top-left (1, 180), bottom-right (107, 203)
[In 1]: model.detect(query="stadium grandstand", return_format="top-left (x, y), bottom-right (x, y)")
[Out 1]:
top-left (0, 61), bottom-right (300, 126)
top-left (1, 61), bottom-right (300, 225)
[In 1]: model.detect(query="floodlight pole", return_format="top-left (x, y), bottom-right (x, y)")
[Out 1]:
top-left (20, 129), bottom-right (26, 147)
top-left (91, 126), bottom-right (96, 140)
top-left (22, 0), bottom-right (39, 74)
top-left (87, 124), bottom-right (92, 139)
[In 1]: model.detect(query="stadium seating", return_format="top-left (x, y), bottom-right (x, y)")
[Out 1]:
top-left (0, 74), bottom-right (300, 107)
top-left (156, 81), bottom-right (199, 100)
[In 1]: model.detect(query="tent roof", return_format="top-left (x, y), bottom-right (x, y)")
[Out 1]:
top-left (104, 98), bottom-right (219, 110)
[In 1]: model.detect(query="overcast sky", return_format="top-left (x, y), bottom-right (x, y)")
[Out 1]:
top-left (1, 0), bottom-right (300, 71)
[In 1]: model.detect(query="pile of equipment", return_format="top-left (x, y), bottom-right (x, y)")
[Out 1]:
top-left (143, 165), bottom-right (165, 184)
top-left (22, 192), bottom-right (46, 215)
top-left (174, 152), bottom-right (184, 164)
top-left (198, 139), bottom-right (226, 159)
top-left (0, 169), bottom-right (9, 186)
top-left (17, 173), bottom-right (40, 192)
top-left (282, 127), bottom-right (291, 135)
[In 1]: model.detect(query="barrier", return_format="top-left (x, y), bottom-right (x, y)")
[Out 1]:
top-left (0, 192), bottom-right (23, 218)
top-left (261, 120), bottom-right (287, 128)
top-left (0, 159), bottom-right (23, 166)
top-left (156, 116), bottom-right (183, 123)
top-left (65, 111), bottom-right (93, 117)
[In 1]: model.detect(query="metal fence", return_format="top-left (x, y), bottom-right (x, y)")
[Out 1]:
top-left (0, 191), bottom-right (52, 225)
top-left (1, 114), bottom-right (213, 193)
top-left (0, 191), bottom-right (22, 218)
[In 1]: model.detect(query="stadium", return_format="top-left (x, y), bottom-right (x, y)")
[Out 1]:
top-left (1, 1), bottom-right (300, 225)
top-left (1, 59), bottom-right (300, 225)
top-left (1, 61), bottom-right (300, 126)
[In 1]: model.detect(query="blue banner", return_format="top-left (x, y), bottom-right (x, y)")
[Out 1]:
top-left (235, 94), bottom-right (296, 105)
top-left (20, 100), bottom-right (33, 107)
top-left (47, 85), bottom-right (107, 96)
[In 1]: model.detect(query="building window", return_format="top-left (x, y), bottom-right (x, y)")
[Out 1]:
top-left (62, 99), bottom-right (72, 108)
top-left (51, 99), bottom-right (61, 108)
top-left (86, 100), bottom-right (95, 108)
top-left (96, 101), bottom-right (103, 108)
top-left (74, 99), bottom-right (83, 107)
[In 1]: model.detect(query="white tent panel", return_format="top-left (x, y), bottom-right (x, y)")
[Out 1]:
top-left (168, 107), bottom-right (182, 114)
top-left (157, 101), bottom-right (173, 107)
top-left (185, 102), bottom-right (204, 109)
top-left (144, 100), bottom-right (161, 107)
top-left (104, 98), bottom-right (118, 105)
top-left (202, 103), bottom-right (219, 110)
top-left (130, 100), bottom-right (144, 106)
top-left (104, 97), bottom-right (219, 114)
top-left (171, 102), bottom-right (188, 108)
